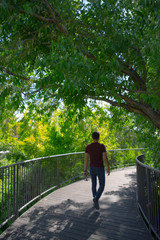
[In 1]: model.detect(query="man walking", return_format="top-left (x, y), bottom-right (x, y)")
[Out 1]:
top-left (84, 131), bottom-right (110, 209)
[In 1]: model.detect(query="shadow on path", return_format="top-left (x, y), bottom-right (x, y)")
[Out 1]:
top-left (0, 168), bottom-right (152, 240)
top-left (1, 199), bottom-right (101, 240)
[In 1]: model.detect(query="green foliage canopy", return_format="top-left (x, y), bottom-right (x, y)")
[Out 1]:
top-left (0, 0), bottom-right (160, 128)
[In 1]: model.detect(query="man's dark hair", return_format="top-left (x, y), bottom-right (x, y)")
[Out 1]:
top-left (92, 131), bottom-right (100, 140)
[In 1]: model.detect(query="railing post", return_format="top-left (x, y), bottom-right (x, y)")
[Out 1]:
top-left (13, 166), bottom-right (15, 219)
top-left (39, 160), bottom-right (42, 198)
top-left (13, 165), bottom-right (19, 220)
top-left (146, 168), bottom-right (151, 230)
top-left (57, 157), bottom-right (60, 186)
top-left (16, 165), bottom-right (19, 219)
top-left (73, 155), bottom-right (75, 180)
top-left (1, 169), bottom-right (4, 224)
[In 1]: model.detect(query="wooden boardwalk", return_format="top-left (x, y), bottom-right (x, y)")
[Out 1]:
top-left (0, 167), bottom-right (152, 240)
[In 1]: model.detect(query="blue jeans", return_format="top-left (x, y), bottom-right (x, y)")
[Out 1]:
top-left (90, 167), bottom-right (105, 200)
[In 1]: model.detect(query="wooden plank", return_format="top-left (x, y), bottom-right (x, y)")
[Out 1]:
top-left (0, 167), bottom-right (153, 240)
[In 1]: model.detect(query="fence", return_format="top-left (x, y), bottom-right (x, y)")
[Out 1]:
top-left (0, 148), bottom-right (143, 229)
top-left (136, 155), bottom-right (160, 240)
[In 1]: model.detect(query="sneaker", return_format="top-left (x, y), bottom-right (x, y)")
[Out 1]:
top-left (93, 198), bottom-right (99, 209)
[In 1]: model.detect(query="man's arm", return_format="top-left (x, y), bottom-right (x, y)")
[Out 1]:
top-left (84, 153), bottom-right (89, 176)
top-left (103, 152), bottom-right (110, 175)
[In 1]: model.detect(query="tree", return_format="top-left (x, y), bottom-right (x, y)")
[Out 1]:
top-left (0, 104), bottom-right (119, 163)
top-left (0, 0), bottom-right (160, 129)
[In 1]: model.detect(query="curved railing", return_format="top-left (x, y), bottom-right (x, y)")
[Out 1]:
top-left (136, 155), bottom-right (160, 240)
top-left (0, 148), bottom-right (143, 229)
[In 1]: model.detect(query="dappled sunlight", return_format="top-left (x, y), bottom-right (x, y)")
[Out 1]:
top-left (0, 167), bottom-right (152, 240)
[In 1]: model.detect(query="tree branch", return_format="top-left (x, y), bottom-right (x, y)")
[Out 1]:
top-left (121, 61), bottom-right (147, 91)
top-left (20, 7), bottom-right (68, 35)
top-left (43, 0), bottom-right (69, 35)
top-left (24, 83), bottom-right (60, 97)
top-left (85, 93), bottom-right (160, 129)
top-left (131, 45), bottom-right (147, 82)
top-left (84, 52), bottom-right (96, 61)
top-left (0, 66), bottom-right (30, 81)
top-left (20, 10), bottom-right (52, 22)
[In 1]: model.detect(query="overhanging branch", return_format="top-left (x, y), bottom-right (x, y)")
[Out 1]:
top-left (0, 66), bottom-right (30, 81)
top-left (131, 46), bottom-right (147, 82)
top-left (44, 0), bottom-right (68, 35)
top-left (20, 2), bottom-right (68, 35)
top-left (121, 62), bottom-right (147, 91)
top-left (88, 94), bottom-right (160, 129)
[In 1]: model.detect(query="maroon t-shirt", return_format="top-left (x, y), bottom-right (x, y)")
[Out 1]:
top-left (85, 142), bottom-right (106, 167)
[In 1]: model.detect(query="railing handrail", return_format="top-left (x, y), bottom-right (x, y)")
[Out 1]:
top-left (0, 148), bottom-right (144, 170)
top-left (0, 152), bottom-right (84, 169)
top-left (136, 156), bottom-right (160, 174)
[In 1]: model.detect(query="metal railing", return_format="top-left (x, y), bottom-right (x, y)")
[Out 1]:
top-left (0, 148), bottom-right (143, 229)
top-left (0, 152), bottom-right (85, 229)
top-left (136, 155), bottom-right (160, 240)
